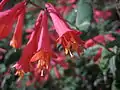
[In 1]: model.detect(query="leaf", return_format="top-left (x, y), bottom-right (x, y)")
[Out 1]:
top-left (107, 33), bottom-right (120, 47)
top-left (112, 80), bottom-right (120, 90)
top-left (0, 64), bottom-right (6, 73)
top-left (99, 48), bottom-right (113, 73)
top-left (84, 45), bottom-right (101, 57)
top-left (109, 46), bottom-right (117, 78)
top-left (106, 40), bottom-right (117, 48)
top-left (4, 49), bottom-right (21, 66)
top-left (75, 0), bottom-right (93, 31)
top-left (66, 9), bottom-right (77, 24)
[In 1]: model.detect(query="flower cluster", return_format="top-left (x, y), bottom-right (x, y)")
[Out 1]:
top-left (0, 0), bottom-right (120, 89)
top-left (0, 0), bottom-right (84, 83)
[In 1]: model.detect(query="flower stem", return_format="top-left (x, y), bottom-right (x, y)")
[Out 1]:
top-left (28, 0), bottom-right (44, 10)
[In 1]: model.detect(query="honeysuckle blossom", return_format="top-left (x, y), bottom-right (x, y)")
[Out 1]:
top-left (0, 1), bottom-right (25, 40)
top-left (46, 3), bottom-right (84, 57)
top-left (30, 11), bottom-right (52, 77)
top-left (85, 34), bottom-right (115, 62)
top-left (10, 7), bottom-right (25, 48)
top-left (85, 35), bottom-right (115, 48)
top-left (94, 9), bottom-right (112, 22)
top-left (14, 11), bottom-right (43, 79)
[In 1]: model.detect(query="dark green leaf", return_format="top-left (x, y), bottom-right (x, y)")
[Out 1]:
top-left (66, 9), bottom-right (77, 24)
top-left (75, 0), bottom-right (93, 31)
top-left (4, 49), bottom-right (21, 66)
top-left (99, 48), bottom-right (113, 72)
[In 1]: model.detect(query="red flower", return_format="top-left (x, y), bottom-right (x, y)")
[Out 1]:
top-left (85, 34), bottom-right (115, 62)
top-left (85, 35), bottom-right (115, 48)
top-left (30, 11), bottom-right (52, 77)
top-left (14, 11), bottom-right (43, 79)
top-left (0, 1), bottom-right (25, 40)
top-left (10, 6), bottom-right (25, 48)
top-left (94, 9), bottom-right (112, 22)
top-left (46, 3), bottom-right (84, 57)
top-left (52, 52), bottom-right (68, 69)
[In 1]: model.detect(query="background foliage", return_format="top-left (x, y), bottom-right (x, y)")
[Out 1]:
top-left (0, 0), bottom-right (120, 90)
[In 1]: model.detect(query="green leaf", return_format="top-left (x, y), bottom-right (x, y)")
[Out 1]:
top-left (112, 80), bottom-right (120, 90)
top-left (0, 64), bottom-right (6, 73)
top-left (84, 45), bottom-right (100, 57)
top-left (66, 9), bottom-right (77, 24)
top-left (109, 46), bottom-right (117, 78)
top-left (99, 48), bottom-right (113, 73)
top-left (75, 0), bottom-right (93, 31)
top-left (4, 49), bottom-right (21, 66)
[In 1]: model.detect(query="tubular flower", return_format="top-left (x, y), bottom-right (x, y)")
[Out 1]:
top-left (94, 9), bottom-right (112, 22)
top-left (84, 34), bottom-right (115, 62)
top-left (10, 6), bottom-right (25, 49)
top-left (14, 12), bottom-right (43, 79)
top-left (30, 11), bottom-right (52, 77)
top-left (0, 1), bottom-right (25, 40)
top-left (45, 3), bottom-right (84, 57)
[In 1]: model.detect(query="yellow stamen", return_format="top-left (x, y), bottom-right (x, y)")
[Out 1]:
top-left (37, 60), bottom-right (41, 68)
top-left (31, 50), bottom-right (51, 77)
top-left (10, 38), bottom-right (17, 48)
top-left (15, 70), bottom-right (24, 81)
top-left (65, 48), bottom-right (68, 54)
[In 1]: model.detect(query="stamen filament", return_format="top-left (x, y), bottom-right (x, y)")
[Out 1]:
top-left (68, 49), bottom-right (74, 58)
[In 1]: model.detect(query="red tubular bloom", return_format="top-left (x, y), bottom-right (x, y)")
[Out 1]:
top-left (85, 35), bottom-right (105, 48)
top-left (85, 35), bottom-right (115, 48)
top-left (0, 1), bottom-right (25, 40)
top-left (14, 12), bottom-right (43, 79)
top-left (94, 9), bottom-right (112, 22)
top-left (52, 52), bottom-right (68, 69)
top-left (85, 34), bottom-right (115, 62)
top-left (46, 3), bottom-right (84, 57)
top-left (10, 7), bottom-right (25, 49)
top-left (30, 11), bottom-right (52, 77)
